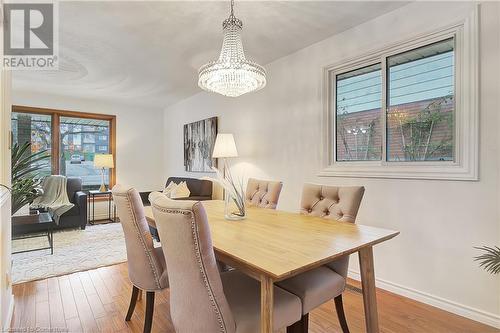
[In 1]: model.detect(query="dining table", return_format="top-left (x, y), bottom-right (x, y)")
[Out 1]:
top-left (144, 200), bottom-right (399, 333)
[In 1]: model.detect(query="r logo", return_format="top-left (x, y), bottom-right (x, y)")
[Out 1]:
top-left (3, 3), bottom-right (54, 56)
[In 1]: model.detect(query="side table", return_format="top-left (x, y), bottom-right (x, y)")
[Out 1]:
top-left (88, 190), bottom-right (116, 224)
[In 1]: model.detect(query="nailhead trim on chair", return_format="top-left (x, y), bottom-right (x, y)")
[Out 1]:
top-left (115, 190), bottom-right (163, 290)
top-left (152, 203), bottom-right (228, 333)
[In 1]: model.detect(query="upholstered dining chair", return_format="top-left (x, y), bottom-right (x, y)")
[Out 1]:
top-left (277, 183), bottom-right (365, 333)
top-left (245, 178), bottom-right (283, 209)
top-left (112, 185), bottom-right (169, 333)
top-left (149, 192), bottom-right (302, 333)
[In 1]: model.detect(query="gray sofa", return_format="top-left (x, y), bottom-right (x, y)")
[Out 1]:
top-left (139, 177), bottom-right (213, 205)
top-left (140, 176), bottom-right (213, 240)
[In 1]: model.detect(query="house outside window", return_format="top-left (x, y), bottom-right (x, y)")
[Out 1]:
top-left (322, 17), bottom-right (478, 180)
top-left (60, 116), bottom-right (111, 189)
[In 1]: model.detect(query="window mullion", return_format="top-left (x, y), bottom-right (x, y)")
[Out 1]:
top-left (52, 114), bottom-right (60, 175)
top-left (381, 55), bottom-right (388, 164)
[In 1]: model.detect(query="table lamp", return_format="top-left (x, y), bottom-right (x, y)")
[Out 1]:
top-left (94, 154), bottom-right (114, 192)
top-left (212, 133), bottom-right (238, 174)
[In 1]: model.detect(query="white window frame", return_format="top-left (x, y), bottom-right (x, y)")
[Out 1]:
top-left (320, 10), bottom-right (478, 181)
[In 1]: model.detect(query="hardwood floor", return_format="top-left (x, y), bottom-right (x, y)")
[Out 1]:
top-left (11, 263), bottom-right (499, 333)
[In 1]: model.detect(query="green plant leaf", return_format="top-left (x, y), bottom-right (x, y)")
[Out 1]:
top-left (9, 142), bottom-right (50, 215)
top-left (474, 246), bottom-right (500, 275)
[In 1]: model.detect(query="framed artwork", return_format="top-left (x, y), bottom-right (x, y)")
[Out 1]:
top-left (183, 117), bottom-right (218, 172)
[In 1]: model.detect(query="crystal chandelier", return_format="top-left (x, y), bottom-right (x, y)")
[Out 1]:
top-left (198, 0), bottom-right (266, 97)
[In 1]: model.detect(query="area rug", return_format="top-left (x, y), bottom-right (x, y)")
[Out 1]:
top-left (12, 223), bottom-right (127, 284)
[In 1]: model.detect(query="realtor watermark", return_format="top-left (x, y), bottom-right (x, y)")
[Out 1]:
top-left (2, 1), bottom-right (59, 70)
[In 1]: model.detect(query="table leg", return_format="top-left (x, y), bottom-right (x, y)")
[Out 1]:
top-left (108, 193), bottom-right (111, 221)
top-left (87, 195), bottom-right (90, 223)
top-left (260, 275), bottom-right (274, 333)
top-left (359, 246), bottom-right (379, 333)
top-left (89, 194), bottom-right (94, 225)
top-left (49, 227), bottom-right (53, 255)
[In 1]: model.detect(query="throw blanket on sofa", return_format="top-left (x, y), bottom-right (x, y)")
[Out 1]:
top-left (32, 175), bottom-right (74, 223)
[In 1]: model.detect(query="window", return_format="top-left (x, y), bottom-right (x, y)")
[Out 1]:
top-left (11, 106), bottom-right (116, 190)
top-left (11, 112), bottom-right (52, 177)
top-left (336, 63), bottom-right (382, 161)
top-left (60, 116), bottom-right (111, 190)
top-left (323, 18), bottom-right (478, 180)
top-left (335, 39), bottom-right (454, 164)
top-left (387, 39), bottom-right (454, 162)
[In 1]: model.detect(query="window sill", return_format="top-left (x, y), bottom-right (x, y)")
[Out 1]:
top-left (319, 163), bottom-right (478, 181)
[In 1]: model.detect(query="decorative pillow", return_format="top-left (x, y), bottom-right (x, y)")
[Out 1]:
top-left (163, 181), bottom-right (178, 197)
top-left (170, 181), bottom-right (191, 199)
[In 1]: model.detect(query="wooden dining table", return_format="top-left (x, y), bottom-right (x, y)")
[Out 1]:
top-left (144, 200), bottom-right (399, 333)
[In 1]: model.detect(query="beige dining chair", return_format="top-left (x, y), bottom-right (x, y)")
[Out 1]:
top-left (277, 183), bottom-right (365, 333)
top-left (245, 178), bottom-right (283, 209)
top-left (149, 192), bottom-right (302, 333)
top-left (112, 185), bottom-right (169, 333)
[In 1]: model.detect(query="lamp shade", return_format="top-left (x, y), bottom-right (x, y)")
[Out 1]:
top-left (94, 154), bottom-right (114, 168)
top-left (212, 133), bottom-right (238, 158)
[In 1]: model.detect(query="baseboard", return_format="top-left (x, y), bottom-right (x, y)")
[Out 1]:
top-left (3, 293), bottom-right (14, 330)
top-left (348, 270), bottom-right (500, 329)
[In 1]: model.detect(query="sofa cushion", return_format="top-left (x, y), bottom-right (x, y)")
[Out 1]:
top-left (162, 181), bottom-right (178, 197)
top-left (170, 181), bottom-right (191, 199)
top-left (166, 177), bottom-right (212, 198)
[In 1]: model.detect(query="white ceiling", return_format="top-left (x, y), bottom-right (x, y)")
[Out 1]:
top-left (12, 1), bottom-right (408, 109)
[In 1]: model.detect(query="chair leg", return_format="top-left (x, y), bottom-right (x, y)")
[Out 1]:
top-left (125, 286), bottom-right (140, 321)
top-left (144, 291), bottom-right (155, 333)
top-left (286, 313), bottom-right (308, 333)
top-left (334, 295), bottom-right (350, 333)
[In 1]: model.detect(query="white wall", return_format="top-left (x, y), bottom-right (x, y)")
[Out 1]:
top-left (12, 91), bottom-right (165, 218)
top-left (163, 2), bottom-right (500, 328)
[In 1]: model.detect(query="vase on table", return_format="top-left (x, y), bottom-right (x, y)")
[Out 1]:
top-left (224, 191), bottom-right (246, 221)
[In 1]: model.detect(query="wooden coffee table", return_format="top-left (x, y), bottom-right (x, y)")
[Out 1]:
top-left (12, 212), bottom-right (57, 255)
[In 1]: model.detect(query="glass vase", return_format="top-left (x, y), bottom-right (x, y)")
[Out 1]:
top-left (224, 192), bottom-right (246, 221)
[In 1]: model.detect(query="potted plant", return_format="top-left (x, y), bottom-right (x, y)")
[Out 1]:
top-left (474, 246), bottom-right (500, 275)
top-left (0, 142), bottom-right (50, 215)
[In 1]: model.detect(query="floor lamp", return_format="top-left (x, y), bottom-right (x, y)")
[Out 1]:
top-left (212, 133), bottom-right (238, 197)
